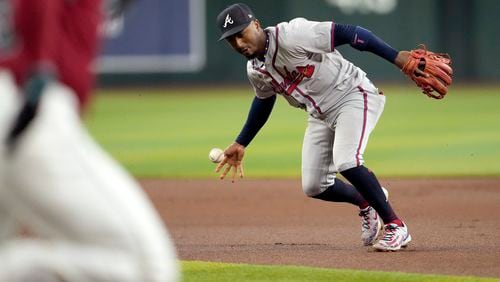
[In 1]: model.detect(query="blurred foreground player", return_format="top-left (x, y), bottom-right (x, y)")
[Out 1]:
top-left (0, 0), bottom-right (179, 280)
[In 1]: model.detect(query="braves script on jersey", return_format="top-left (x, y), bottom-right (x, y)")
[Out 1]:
top-left (247, 18), bottom-right (367, 120)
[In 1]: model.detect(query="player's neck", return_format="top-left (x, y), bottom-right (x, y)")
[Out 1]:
top-left (257, 31), bottom-right (269, 62)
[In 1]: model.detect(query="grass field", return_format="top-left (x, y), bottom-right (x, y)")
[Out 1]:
top-left (182, 261), bottom-right (499, 282)
top-left (86, 85), bottom-right (500, 178)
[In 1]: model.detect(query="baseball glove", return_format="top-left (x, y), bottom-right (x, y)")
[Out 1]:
top-left (401, 45), bottom-right (452, 99)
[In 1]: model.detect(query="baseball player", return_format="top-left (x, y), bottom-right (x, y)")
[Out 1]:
top-left (215, 3), bottom-right (451, 251)
top-left (0, 0), bottom-right (178, 280)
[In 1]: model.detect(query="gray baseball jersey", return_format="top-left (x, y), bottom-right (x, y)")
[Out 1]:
top-left (247, 18), bottom-right (369, 120)
top-left (246, 18), bottom-right (386, 196)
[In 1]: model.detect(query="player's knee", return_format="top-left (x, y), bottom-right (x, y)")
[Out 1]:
top-left (301, 173), bottom-right (334, 197)
top-left (334, 156), bottom-right (362, 173)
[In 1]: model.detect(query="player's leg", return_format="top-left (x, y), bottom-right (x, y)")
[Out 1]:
top-left (301, 116), bottom-right (367, 207)
top-left (0, 83), bottom-right (179, 281)
top-left (0, 206), bottom-right (18, 245)
top-left (333, 81), bottom-right (411, 250)
top-left (0, 239), bottom-right (141, 281)
top-left (0, 70), bottom-right (22, 243)
top-left (301, 116), bottom-right (389, 246)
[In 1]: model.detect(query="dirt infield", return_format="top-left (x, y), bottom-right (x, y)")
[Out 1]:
top-left (141, 178), bottom-right (500, 278)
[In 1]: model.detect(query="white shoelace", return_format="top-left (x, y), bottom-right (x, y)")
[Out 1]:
top-left (381, 225), bottom-right (398, 241)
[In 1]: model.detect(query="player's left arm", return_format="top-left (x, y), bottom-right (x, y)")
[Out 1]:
top-left (331, 23), bottom-right (424, 74)
top-left (216, 95), bottom-right (277, 182)
top-left (333, 23), bottom-right (401, 65)
top-left (288, 19), bottom-right (402, 67)
top-left (334, 23), bottom-right (452, 98)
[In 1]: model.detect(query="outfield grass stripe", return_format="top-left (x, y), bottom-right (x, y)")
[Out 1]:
top-left (86, 86), bottom-right (500, 178)
top-left (181, 261), bottom-right (499, 282)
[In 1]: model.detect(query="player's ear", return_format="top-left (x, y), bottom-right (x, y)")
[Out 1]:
top-left (253, 19), bottom-right (262, 30)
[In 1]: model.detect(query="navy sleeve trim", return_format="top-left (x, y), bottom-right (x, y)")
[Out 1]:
top-left (333, 23), bottom-right (398, 63)
top-left (235, 95), bottom-right (276, 147)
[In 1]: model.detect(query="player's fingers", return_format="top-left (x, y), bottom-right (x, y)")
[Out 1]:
top-left (220, 164), bottom-right (231, 180)
top-left (215, 158), bottom-right (227, 172)
top-left (231, 165), bottom-right (237, 183)
top-left (238, 162), bottom-right (244, 178)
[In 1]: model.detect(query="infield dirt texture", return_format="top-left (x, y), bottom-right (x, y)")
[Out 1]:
top-left (142, 178), bottom-right (500, 278)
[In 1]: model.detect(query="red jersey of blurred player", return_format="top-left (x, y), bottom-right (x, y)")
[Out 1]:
top-left (0, 0), bottom-right (100, 109)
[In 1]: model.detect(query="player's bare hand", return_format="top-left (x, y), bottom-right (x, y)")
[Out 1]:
top-left (215, 142), bottom-right (245, 182)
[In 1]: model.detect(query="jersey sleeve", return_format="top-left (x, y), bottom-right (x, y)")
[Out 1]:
top-left (246, 61), bottom-right (276, 99)
top-left (280, 18), bottom-right (334, 54)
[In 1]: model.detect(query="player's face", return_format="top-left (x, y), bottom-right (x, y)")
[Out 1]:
top-left (226, 20), bottom-right (266, 59)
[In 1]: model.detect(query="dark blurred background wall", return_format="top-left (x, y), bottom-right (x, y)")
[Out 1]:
top-left (98, 0), bottom-right (499, 87)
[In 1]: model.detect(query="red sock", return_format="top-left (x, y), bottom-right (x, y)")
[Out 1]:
top-left (359, 201), bottom-right (370, 210)
top-left (388, 218), bottom-right (403, 227)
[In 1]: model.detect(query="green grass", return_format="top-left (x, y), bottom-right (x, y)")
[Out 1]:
top-left (182, 261), bottom-right (498, 282)
top-left (85, 85), bottom-right (500, 178)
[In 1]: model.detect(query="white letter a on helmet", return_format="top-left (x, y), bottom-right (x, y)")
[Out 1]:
top-left (223, 14), bottom-right (234, 28)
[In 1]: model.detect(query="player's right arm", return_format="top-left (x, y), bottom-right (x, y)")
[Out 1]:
top-left (216, 94), bottom-right (276, 182)
top-left (216, 68), bottom-right (277, 182)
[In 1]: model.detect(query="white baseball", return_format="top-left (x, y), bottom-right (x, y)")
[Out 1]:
top-left (208, 148), bottom-right (224, 163)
